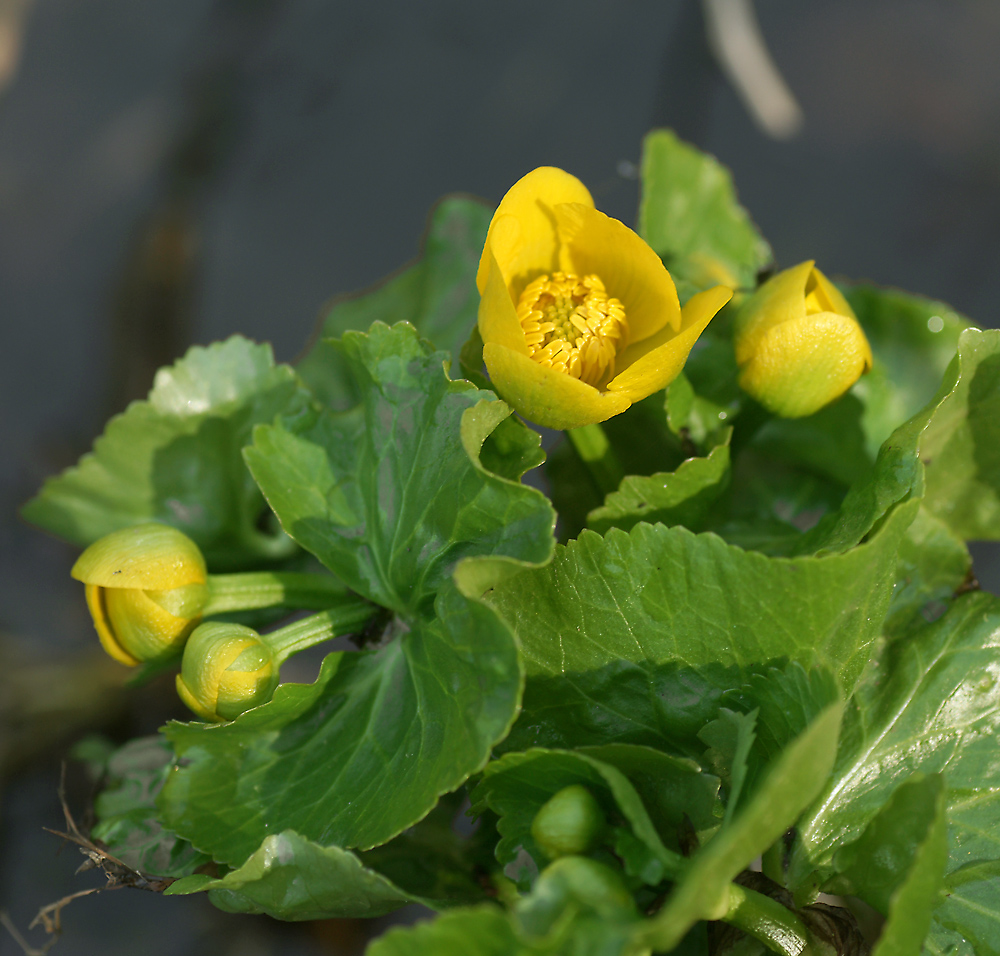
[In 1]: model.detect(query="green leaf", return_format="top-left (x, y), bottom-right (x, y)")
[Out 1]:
top-left (638, 129), bottom-right (772, 291)
top-left (490, 503), bottom-right (913, 758)
top-left (22, 337), bottom-right (311, 568)
top-left (465, 398), bottom-right (546, 483)
top-left (927, 858), bottom-right (1000, 956)
top-left (883, 505), bottom-right (971, 638)
top-left (91, 737), bottom-right (209, 879)
top-left (298, 197), bottom-right (491, 410)
top-left (189, 325), bottom-right (550, 878)
top-left (514, 855), bottom-right (642, 955)
top-left (366, 905), bottom-right (520, 956)
top-left (164, 830), bottom-right (429, 919)
top-left (920, 328), bottom-right (1000, 540)
top-left (824, 774), bottom-right (947, 956)
top-left (789, 591), bottom-right (1000, 926)
top-left (358, 791), bottom-right (498, 907)
top-left (698, 709), bottom-right (757, 826)
top-left (573, 743), bottom-right (722, 846)
top-left (870, 795), bottom-right (948, 956)
top-left (245, 322), bottom-right (555, 616)
top-left (642, 704), bottom-right (843, 951)
top-left (160, 581), bottom-right (522, 864)
top-left (846, 284), bottom-right (971, 457)
top-left (744, 395), bottom-right (873, 491)
top-left (587, 430), bottom-right (731, 535)
top-left (800, 327), bottom-right (1000, 555)
top-left (666, 371), bottom-right (736, 449)
top-left (470, 748), bottom-right (684, 881)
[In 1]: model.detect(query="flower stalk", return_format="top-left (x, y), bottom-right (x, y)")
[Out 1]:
top-left (201, 571), bottom-right (354, 616)
top-left (567, 423), bottom-right (624, 497)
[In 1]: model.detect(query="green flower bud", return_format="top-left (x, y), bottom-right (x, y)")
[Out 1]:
top-left (176, 622), bottom-right (278, 722)
top-left (71, 524), bottom-right (208, 665)
top-left (734, 260), bottom-right (872, 418)
top-left (530, 784), bottom-right (606, 859)
top-left (536, 856), bottom-right (635, 917)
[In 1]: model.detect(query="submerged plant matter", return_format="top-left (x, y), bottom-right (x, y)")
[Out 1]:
top-left (23, 130), bottom-right (1000, 956)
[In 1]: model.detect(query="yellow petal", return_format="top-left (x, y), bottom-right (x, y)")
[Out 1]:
top-left (478, 248), bottom-right (530, 355)
top-left (476, 167), bottom-right (594, 297)
top-left (85, 584), bottom-right (140, 666)
top-left (809, 265), bottom-right (856, 320)
top-left (104, 586), bottom-right (197, 662)
top-left (734, 260), bottom-right (814, 366)
top-left (71, 523), bottom-right (207, 589)
top-left (608, 286), bottom-right (733, 396)
top-left (738, 311), bottom-right (872, 418)
top-left (483, 343), bottom-right (631, 430)
top-left (555, 203), bottom-right (682, 342)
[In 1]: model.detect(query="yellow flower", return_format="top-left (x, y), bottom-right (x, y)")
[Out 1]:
top-left (476, 167), bottom-right (733, 430)
top-left (175, 622), bottom-right (277, 722)
top-left (71, 523), bottom-right (208, 666)
top-left (734, 260), bottom-right (873, 418)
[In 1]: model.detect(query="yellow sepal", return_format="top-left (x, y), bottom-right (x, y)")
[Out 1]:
top-left (103, 587), bottom-right (199, 662)
top-left (556, 202), bottom-right (681, 340)
top-left (176, 622), bottom-right (277, 722)
top-left (85, 584), bottom-right (140, 666)
top-left (734, 261), bottom-right (873, 418)
top-left (477, 166), bottom-right (594, 296)
top-left (609, 286), bottom-right (733, 395)
top-left (71, 523), bottom-right (206, 589)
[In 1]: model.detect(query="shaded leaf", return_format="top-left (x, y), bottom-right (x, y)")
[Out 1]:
top-left (470, 748), bottom-right (684, 881)
top-left (91, 736), bottom-right (209, 879)
top-left (824, 773), bottom-right (947, 956)
top-left (641, 704), bottom-right (843, 952)
top-left (587, 430), bottom-right (731, 535)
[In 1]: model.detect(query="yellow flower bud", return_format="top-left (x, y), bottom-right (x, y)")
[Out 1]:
top-left (734, 260), bottom-right (872, 418)
top-left (175, 622), bottom-right (277, 722)
top-left (71, 523), bottom-right (208, 665)
top-left (477, 167), bottom-right (732, 430)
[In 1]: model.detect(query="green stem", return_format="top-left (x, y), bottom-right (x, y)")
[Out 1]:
top-left (203, 572), bottom-right (350, 616)
top-left (567, 423), bottom-right (624, 496)
top-left (762, 841), bottom-right (785, 885)
top-left (723, 883), bottom-right (814, 956)
top-left (264, 602), bottom-right (379, 666)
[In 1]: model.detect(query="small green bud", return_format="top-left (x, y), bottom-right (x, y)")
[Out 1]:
top-left (71, 524), bottom-right (208, 665)
top-left (537, 856), bottom-right (634, 914)
top-left (175, 622), bottom-right (277, 722)
top-left (734, 260), bottom-right (873, 418)
top-left (530, 784), bottom-right (606, 859)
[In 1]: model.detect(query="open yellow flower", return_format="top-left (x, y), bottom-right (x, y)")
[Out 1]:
top-left (476, 167), bottom-right (733, 430)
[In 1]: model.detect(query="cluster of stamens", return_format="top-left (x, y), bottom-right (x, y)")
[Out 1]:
top-left (516, 272), bottom-right (628, 387)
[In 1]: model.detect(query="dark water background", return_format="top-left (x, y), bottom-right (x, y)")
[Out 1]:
top-left (3, 1), bottom-right (1000, 953)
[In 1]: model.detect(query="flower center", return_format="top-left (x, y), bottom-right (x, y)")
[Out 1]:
top-left (515, 272), bottom-right (629, 387)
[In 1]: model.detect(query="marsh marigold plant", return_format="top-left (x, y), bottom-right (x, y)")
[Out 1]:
top-left (21, 130), bottom-right (998, 956)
